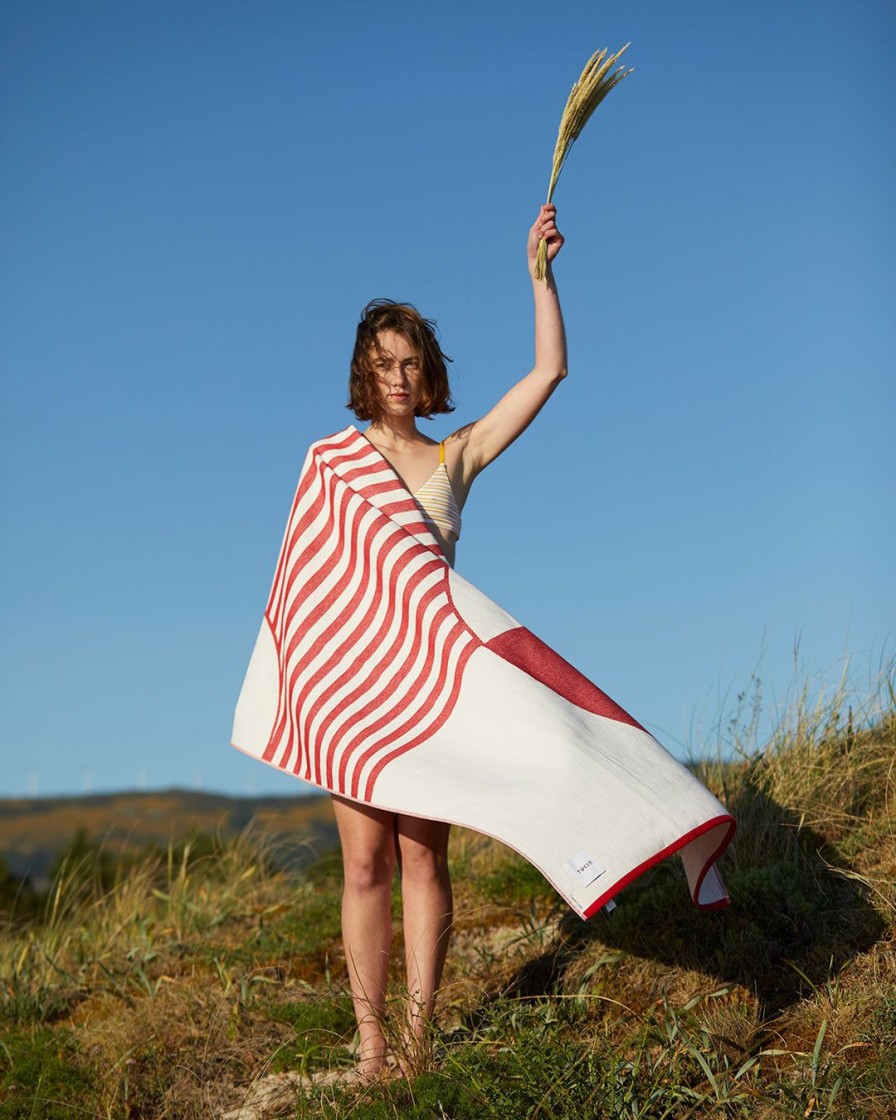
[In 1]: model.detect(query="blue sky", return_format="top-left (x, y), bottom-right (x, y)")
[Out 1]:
top-left (2, 0), bottom-right (893, 798)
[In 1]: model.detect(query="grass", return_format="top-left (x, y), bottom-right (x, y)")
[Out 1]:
top-left (0, 1027), bottom-right (99, 1119)
top-left (0, 662), bottom-right (893, 1118)
top-left (534, 44), bottom-right (633, 280)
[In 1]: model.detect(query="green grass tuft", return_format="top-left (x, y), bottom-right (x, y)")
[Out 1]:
top-left (268, 994), bottom-right (356, 1072)
top-left (0, 1028), bottom-right (98, 1120)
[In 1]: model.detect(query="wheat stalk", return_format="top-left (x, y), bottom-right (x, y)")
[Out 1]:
top-left (535, 44), bottom-right (633, 280)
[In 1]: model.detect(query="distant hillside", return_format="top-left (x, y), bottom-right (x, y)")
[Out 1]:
top-left (0, 788), bottom-right (338, 887)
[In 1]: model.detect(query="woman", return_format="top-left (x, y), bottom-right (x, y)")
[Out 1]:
top-left (232, 202), bottom-right (734, 1082)
top-left (334, 203), bottom-right (566, 1078)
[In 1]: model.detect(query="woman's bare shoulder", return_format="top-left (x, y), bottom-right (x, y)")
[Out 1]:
top-left (444, 422), bottom-right (475, 446)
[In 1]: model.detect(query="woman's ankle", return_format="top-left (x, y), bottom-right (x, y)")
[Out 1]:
top-left (356, 1034), bottom-right (389, 1073)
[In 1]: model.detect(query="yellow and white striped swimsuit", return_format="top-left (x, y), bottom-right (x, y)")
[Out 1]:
top-left (412, 441), bottom-right (462, 541)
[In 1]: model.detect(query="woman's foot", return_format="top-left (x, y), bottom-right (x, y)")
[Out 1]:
top-left (356, 1055), bottom-right (389, 1082)
top-left (308, 1057), bottom-right (393, 1088)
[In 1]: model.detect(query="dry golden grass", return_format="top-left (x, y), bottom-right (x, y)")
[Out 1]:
top-left (534, 44), bottom-right (633, 280)
top-left (1, 662), bottom-right (893, 1118)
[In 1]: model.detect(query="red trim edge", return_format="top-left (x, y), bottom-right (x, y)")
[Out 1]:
top-left (582, 813), bottom-right (737, 919)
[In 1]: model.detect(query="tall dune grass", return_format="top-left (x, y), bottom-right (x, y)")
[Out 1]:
top-left (1, 660), bottom-right (893, 1118)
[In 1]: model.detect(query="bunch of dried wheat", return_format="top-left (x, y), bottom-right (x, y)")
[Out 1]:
top-left (535, 44), bottom-right (633, 281)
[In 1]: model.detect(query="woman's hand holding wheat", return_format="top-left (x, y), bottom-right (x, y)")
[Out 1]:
top-left (527, 204), bottom-right (564, 278)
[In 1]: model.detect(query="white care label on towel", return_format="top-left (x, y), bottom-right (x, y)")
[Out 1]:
top-left (563, 849), bottom-right (605, 888)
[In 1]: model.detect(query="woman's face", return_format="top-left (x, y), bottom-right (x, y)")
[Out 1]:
top-left (370, 330), bottom-right (423, 417)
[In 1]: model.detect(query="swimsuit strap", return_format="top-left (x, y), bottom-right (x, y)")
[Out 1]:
top-left (439, 441), bottom-right (446, 465)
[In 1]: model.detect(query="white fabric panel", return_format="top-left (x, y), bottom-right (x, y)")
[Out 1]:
top-left (232, 621), bottom-right (278, 757)
top-left (447, 570), bottom-right (520, 642)
top-left (373, 646), bottom-right (730, 917)
top-left (232, 427), bottom-right (734, 919)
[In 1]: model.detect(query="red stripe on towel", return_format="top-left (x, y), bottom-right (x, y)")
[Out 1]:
top-left (260, 429), bottom-right (478, 794)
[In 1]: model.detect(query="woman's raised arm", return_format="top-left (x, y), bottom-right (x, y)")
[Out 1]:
top-left (455, 204), bottom-right (568, 482)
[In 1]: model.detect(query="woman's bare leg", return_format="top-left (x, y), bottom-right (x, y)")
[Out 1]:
top-left (396, 815), bottom-right (452, 1062)
top-left (331, 795), bottom-right (396, 1077)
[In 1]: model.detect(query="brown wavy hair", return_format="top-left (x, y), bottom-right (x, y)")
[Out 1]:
top-left (347, 299), bottom-right (454, 423)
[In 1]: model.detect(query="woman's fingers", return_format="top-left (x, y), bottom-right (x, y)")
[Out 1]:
top-left (537, 205), bottom-right (560, 231)
top-left (539, 216), bottom-right (563, 243)
top-left (527, 204), bottom-right (564, 267)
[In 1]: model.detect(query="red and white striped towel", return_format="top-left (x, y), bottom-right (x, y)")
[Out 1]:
top-left (232, 426), bottom-right (734, 918)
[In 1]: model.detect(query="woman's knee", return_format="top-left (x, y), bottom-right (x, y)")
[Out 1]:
top-left (396, 818), bottom-right (451, 885)
top-left (398, 842), bottom-right (450, 887)
top-left (332, 796), bottom-right (396, 892)
top-left (342, 847), bottom-right (395, 893)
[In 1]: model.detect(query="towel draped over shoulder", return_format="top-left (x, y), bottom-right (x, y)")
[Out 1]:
top-left (232, 426), bottom-right (734, 918)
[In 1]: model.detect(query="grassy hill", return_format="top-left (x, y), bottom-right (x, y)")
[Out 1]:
top-left (0, 789), bottom-right (338, 888)
top-left (0, 670), bottom-right (893, 1119)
